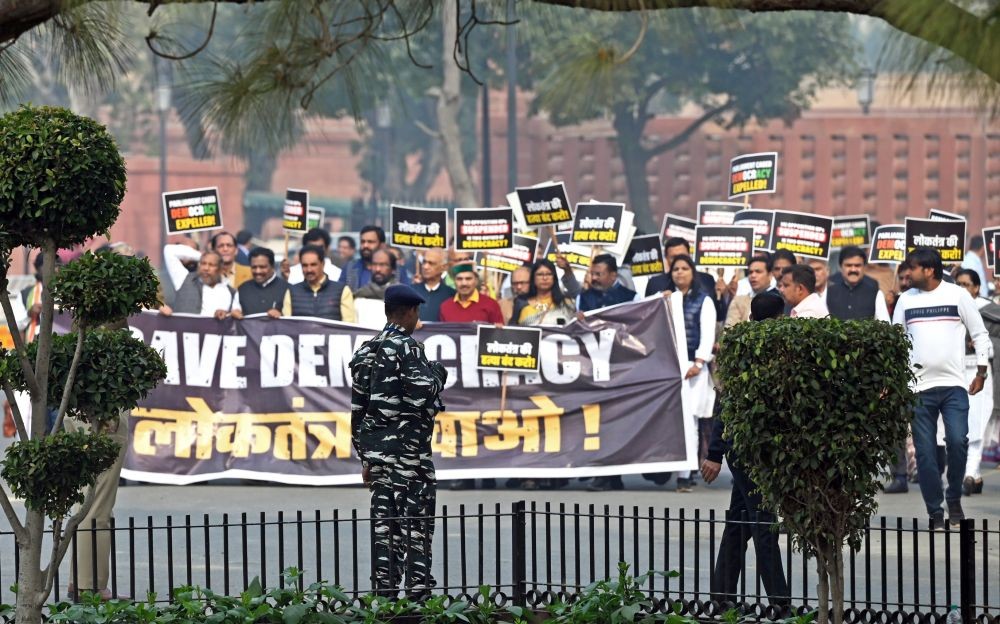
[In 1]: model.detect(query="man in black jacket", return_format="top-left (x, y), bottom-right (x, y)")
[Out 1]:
top-left (701, 292), bottom-right (789, 613)
top-left (232, 247), bottom-right (290, 319)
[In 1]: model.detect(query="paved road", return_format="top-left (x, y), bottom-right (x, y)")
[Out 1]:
top-left (1, 457), bottom-right (998, 616)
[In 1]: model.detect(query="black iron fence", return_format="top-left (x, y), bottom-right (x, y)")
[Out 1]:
top-left (1, 502), bottom-right (997, 622)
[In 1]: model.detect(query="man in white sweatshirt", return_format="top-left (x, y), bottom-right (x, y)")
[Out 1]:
top-left (893, 248), bottom-right (991, 530)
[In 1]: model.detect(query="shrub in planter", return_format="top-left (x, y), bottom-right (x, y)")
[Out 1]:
top-left (716, 317), bottom-right (915, 624)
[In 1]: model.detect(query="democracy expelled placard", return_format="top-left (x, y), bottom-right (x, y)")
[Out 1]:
top-left (905, 218), bottom-right (965, 263)
top-left (729, 152), bottom-right (778, 198)
top-left (571, 202), bottom-right (625, 245)
top-left (694, 226), bottom-right (755, 267)
top-left (831, 215), bottom-right (870, 248)
top-left (697, 201), bottom-right (742, 226)
top-left (733, 209), bottom-right (775, 252)
top-left (476, 233), bottom-right (538, 275)
top-left (454, 208), bottom-right (513, 252)
top-left (514, 182), bottom-right (573, 229)
top-left (661, 214), bottom-right (696, 255)
top-left (390, 205), bottom-right (447, 249)
top-left (868, 225), bottom-right (906, 264)
top-left (283, 189), bottom-right (309, 233)
top-left (163, 187), bottom-right (223, 235)
top-left (626, 235), bottom-right (665, 277)
top-left (772, 211), bottom-right (833, 260)
top-left (476, 325), bottom-right (542, 373)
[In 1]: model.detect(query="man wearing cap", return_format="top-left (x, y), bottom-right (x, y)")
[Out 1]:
top-left (351, 283), bottom-right (449, 598)
top-left (438, 263), bottom-right (504, 324)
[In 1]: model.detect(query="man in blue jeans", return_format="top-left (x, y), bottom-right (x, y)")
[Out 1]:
top-left (893, 248), bottom-right (990, 529)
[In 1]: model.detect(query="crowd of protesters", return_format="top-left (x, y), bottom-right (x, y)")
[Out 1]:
top-left (3, 225), bottom-right (998, 512)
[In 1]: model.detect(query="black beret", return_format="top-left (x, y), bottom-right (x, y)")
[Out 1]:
top-left (384, 283), bottom-right (427, 307)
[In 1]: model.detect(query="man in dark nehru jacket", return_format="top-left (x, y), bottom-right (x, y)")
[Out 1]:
top-left (231, 247), bottom-right (290, 319)
top-left (350, 284), bottom-right (449, 599)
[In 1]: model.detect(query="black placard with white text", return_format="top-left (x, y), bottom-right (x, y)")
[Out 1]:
top-left (985, 227), bottom-right (1000, 269)
top-left (625, 234), bottom-right (665, 277)
top-left (571, 203), bottom-right (625, 245)
top-left (455, 208), bottom-right (514, 252)
top-left (477, 326), bottom-right (543, 372)
top-left (694, 226), bottom-right (755, 267)
top-left (515, 183), bottom-right (573, 229)
top-left (733, 209), bottom-right (775, 252)
top-left (729, 152), bottom-right (778, 198)
top-left (772, 211), bottom-right (833, 260)
top-left (661, 214), bottom-right (696, 255)
top-left (283, 189), bottom-right (309, 233)
top-left (697, 201), bottom-right (742, 226)
top-left (905, 218), bottom-right (965, 263)
top-left (475, 233), bottom-right (539, 275)
top-left (163, 187), bottom-right (223, 235)
top-left (868, 225), bottom-right (906, 264)
top-left (831, 215), bottom-right (871, 248)
top-left (390, 205), bottom-right (448, 249)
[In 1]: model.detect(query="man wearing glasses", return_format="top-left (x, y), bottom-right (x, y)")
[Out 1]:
top-left (414, 249), bottom-right (455, 322)
top-left (499, 266), bottom-right (532, 323)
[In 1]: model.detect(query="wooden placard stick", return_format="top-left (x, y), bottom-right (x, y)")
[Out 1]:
top-left (499, 371), bottom-right (509, 415)
top-left (742, 194), bottom-right (750, 210)
top-left (284, 232), bottom-right (290, 263)
top-left (548, 225), bottom-right (560, 255)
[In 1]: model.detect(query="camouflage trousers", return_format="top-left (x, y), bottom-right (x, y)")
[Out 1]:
top-left (369, 461), bottom-right (437, 596)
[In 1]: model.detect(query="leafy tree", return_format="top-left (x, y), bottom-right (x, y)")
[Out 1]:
top-left (519, 6), bottom-right (855, 230)
top-left (0, 105), bottom-right (166, 624)
top-left (716, 317), bottom-right (916, 624)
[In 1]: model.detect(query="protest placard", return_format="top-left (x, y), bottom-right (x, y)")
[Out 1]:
top-left (511, 182), bottom-right (573, 229)
top-left (694, 226), bottom-right (755, 267)
top-left (571, 202), bottom-right (625, 245)
top-left (163, 187), bottom-right (223, 235)
top-left (733, 209), bottom-right (775, 252)
top-left (772, 211), bottom-right (834, 260)
top-left (475, 232), bottom-right (539, 275)
top-left (984, 226), bottom-right (1000, 268)
top-left (477, 326), bottom-right (542, 373)
top-left (389, 205), bottom-right (448, 249)
top-left (729, 152), bottom-right (778, 198)
top-left (660, 214), bottom-right (696, 255)
top-left (307, 207), bottom-right (325, 230)
top-left (455, 208), bottom-right (514, 252)
top-left (929, 209), bottom-right (966, 222)
top-left (994, 233), bottom-right (1000, 275)
top-left (626, 234), bottom-right (665, 277)
top-left (905, 218), bottom-right (965, 263)
top-left (831, 215), bottom-right (871, 248)
top-left (868, 225), bottom-right (906, 264)
top-left (543, 236), bottom-right (593, 271)
top-left (283, 189), bottom-right (309, 233)
top-left (697, 201), bottom-right (743, 226)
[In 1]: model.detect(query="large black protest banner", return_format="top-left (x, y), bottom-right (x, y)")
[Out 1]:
top-left (123, 299), bottom-right (690, 483)
top-left (831, 215), bottom-right (871, 248)
top-left (476, 233), bottom-right (538, 274)
top-left (733, 209), bottom-right (775, 252)
top-left (905, 218), bottom-right (965, 263)
top-left (515, 182), bottom-right (573, 229)
top-left (390, 205), bottom-right (448, 249)
top-left (694, 226), bottom-right (755, 267)
top-left (983, 226), bottom-right (1000, 269)
top-left (868, 225), bottom-right (906, 264)
top-left (571, 202), bottom-right (625, 245)
top-left (729, 152), bottom-right (778, 198)
top-left (697, 201), bottom-right (742, 226)
top-left (455, 208), bottom-right (514, 252)
top-left (477, 326), bottom-right (542, 372)
top-left (772, 211), bottom-right (833, 260)
top-left (283, 189), bottom-right (309, 233)
top-left (163, 187), bottom-right (223, 235)
top-left (660, 214), bottom-right (696, 255)
top-left (625, 235), bottom-right (665, 277)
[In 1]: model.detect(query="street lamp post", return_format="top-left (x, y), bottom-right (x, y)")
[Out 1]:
top-left (857, 67), bottom-right (875, 115)
top-left (155, 56), bottom-right (172, 265)
top-left (371, 102), bottom-right (392, 225)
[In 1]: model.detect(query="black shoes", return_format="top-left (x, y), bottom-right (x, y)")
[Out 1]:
top-left (586, 476), bottom-right (624, 491)
top-left (963, 475), bottom-right (984, 496)
top-left (929, 513), bottom-right (946, 531)
top-left (676, 478), bottom-right (695, 493)
top-left (947, 499), bottom-right (965, 526)
top-left (883, 477), bottom-right (909, 494)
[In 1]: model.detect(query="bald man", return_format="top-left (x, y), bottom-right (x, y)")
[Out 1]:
top-left (414, 249), bottom-right (455, 322)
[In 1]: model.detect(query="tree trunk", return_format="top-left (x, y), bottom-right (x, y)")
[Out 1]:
top-left (437, 1), bottom-right (479, 209)
top-left (815, 548), bottom-right (830, 624)
top-left (612, 109), bottom-right (655, 233)
top-left (830, 546), bottom-right (845, 624)
top-left (15, 511), bottom-right (45, 624)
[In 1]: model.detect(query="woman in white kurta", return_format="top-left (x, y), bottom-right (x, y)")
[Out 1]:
top-left (667, 255), bottom-right (717, 492)
top-left (955, 269), bottom-right (994, 494)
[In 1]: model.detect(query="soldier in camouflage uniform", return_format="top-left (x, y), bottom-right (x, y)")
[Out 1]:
top-left (350, 283), bottom-right (448, 598)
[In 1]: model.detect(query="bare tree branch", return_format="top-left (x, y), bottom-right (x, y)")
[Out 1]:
top-left (146, 0), bottom-right (219, 61)
top-left (0, 485), bottom-right (25, 540)
top-left (51, 325), bottom-right (86, 434)
top-left (49, 484), bottom-right (99, 581)
top-left (641, 98), bottom-right (733, 159)
top-left (2, 379), bottom-right (27, 441)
